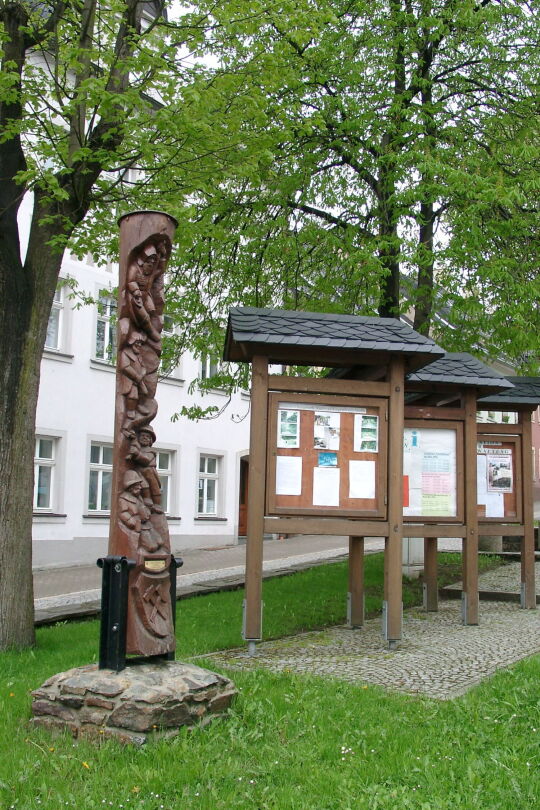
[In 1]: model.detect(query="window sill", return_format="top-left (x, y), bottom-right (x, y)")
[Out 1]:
top-left (82, 512), bottom-right (110, 520)
top-left (194, 516), bottom-right (228, 522)
top-left (90, 359), bottom-right (116, 373)
top-left (33, 512), bottom-right (67, 523)
top-left (158, 375), bottom-right (185, 388)
top-left (42, 349), bottom-right (74, 363)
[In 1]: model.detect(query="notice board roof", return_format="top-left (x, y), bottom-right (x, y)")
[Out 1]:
top-left (477, 376), bottom-right (540, 409)
top-left (224, 307), bottom-right (445, 371)
top-left (406, 353), bottom-right (515, 397)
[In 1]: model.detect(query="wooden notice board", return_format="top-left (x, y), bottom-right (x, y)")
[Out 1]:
top-left (402, 421), bottom-right (464, 523)
top-left (477, 434), bottom-right (521, 522)
top-left (266, 393), bottom-right (387, 518)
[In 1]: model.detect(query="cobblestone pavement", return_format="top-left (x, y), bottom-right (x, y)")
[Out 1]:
top-left (446, 560), bottom-right (540, 594)
top-left (206, 598), bottom-right (540, 700)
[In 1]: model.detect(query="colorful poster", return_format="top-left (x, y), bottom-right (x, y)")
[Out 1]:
top-left (313, 466), bottom-right (340, 506)
top-left (403, 428), bottom-right (457, 517)
top-left (318, 451), bottom-right (338, 467)
top-left (353, 414), bottom-right (379, 453)
top-left (276, 456), bottom-right (302, 496)
top-left (277, 409), bottom-right (300, 448)
top-left (314, 411), bottom-right (340, 450)
top-left (349, 459), bottom-right (376, 499)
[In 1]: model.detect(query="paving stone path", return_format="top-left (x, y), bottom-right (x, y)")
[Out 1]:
top-left (206, 570), bottom-right (540, 700)
top-left (447, 560), bottom-right (540, 594)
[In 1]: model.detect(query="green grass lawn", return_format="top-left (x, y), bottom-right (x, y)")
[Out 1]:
top-left (2, 553), bottom-right (537, 810)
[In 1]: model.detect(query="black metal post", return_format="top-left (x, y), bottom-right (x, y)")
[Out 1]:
top-left (97, 555), bottom-right (136, 672)
top-left (166, 555), bottom-right (184, 660)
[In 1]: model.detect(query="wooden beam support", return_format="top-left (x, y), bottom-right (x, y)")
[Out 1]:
top-left (348, 536), bottom-right (365, 627)
top-left (519, 412), bottom-right (536, 609)
top-left (384, 357), bottom-right (405, 645)
top-left (269, 376), bottom-right (391, 398)
top-left (403, 524), bottom-right (466, 538)
top-left (243, 356), bottom-right (269, 642)
top-left (423, 538), bottom-right (438, 612)
top-left (263, 518), bottom-right (389, 536)
top-left (462, 390), bottom-right (479, 625)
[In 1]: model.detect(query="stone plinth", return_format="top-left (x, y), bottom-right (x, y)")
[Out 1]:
top-left (31, 661), bottom-right (237, 745)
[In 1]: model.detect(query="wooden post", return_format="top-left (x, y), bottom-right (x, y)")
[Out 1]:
top-left (462, 390), bottom-right (479, 625)
top-left (423, 538), bottom-right (438, 611)
top-left (348, 536), bottom-right (365, 627)
top-left (243, 356), bottom-right (269, 648)
top-left (519, 412), bottom-right (536, 609)
top-left (384, 357), bottom-right (404, 646)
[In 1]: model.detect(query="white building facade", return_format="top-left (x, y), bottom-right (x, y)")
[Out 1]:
top-left (32, 249), bottom-right (251, 569)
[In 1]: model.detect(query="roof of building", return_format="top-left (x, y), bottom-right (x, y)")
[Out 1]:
top-left (223, 307), bottom-right (445, 371)
top-left (406, 352), bottom-right (515, 396)
top-left (477, 376), bottom-right (540, 408)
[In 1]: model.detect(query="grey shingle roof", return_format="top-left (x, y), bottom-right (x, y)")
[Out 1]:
top-left (224, 307), bottom-right (445, 371)
top-left (406, 353), bottom-right (515, 395)
top-left (477, 377), bottom-right (540, 408)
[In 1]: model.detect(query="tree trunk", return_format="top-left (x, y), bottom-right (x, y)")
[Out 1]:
top-left (0, 194), bottom-right (64, 649)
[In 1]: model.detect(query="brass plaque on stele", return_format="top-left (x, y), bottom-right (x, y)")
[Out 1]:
top-left (144, 559), bottom-right (167, 572)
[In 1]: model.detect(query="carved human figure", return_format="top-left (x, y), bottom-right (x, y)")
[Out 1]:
top-left (118, 470), bottom-right (162, 553)
top-left (119, 331), bottom-right (158, 437)
top-left (126, 238), bottom-right (168, 323)
top-left (126, 281), bottom-right (162, 344)
top-left (126, 426), bottom-right (163, 512)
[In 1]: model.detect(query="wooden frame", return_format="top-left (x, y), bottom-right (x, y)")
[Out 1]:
top-left (477, 432), bottom-right (522, 523)
top-left (266, 392), bottom-right (388, 519)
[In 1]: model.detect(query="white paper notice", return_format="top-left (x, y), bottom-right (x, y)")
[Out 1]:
top-left (477, 452), bottom-right (504, 517)
top-left (313, 467), bottom-right (340, 506)
top-left (276, 456), bottom-right (302, 496)
top-left (349, 460), bottom-right (376, 499)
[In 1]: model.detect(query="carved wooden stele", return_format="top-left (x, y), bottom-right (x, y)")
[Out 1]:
top-left (109, 211), bottom-right (178, 657)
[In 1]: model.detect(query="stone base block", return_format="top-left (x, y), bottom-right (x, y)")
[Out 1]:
top-left (31, 660), bottom-right (237, 745)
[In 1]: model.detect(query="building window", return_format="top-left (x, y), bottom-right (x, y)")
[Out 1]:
top-left (156, 451), bottom-right (172, 513)
top-left (88, 442), bottom-right (113, 511)
top-left (45, 287), bottom-right (63, 350)
top-left (34, 437), bottom-right (56, 510)
top-left (198, 454), bottom-right (220, 515)
top-left (95, 296), bottom-right (117, 363)
top-left (200, 354), bottom-right (220, 381)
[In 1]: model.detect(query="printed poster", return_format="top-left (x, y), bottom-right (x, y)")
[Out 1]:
top-left (353, 414), bottom-right (379, 453)
top-left (487, 453), bottom-right (513, 493)
top-left (278, 409), bottom-right (300, 448)
top-left (403, 428), bottom-right (457, 517)
top-left (314, 411), bottom-right (340, 450)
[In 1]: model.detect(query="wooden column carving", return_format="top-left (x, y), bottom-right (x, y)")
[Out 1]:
top-left (109, 211), bottom-right (177, 657)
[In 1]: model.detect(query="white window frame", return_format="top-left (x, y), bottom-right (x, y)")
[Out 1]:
top-left (88, 441), bottom-right (114, 512)
top-left (94, 295), bottom-right (117, 364)
top-left (155, 448), bottom-right (175, 515)
top-left (197, 453), bottom-right (222, 516)
top-left (200, 354), bottom-right (220, 381)
top-left (45, 286), bottom-right (64, 351)
top-left (33, 436), bottom-right (56, 511)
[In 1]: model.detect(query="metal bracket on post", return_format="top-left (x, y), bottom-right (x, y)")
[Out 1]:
top-left (346, 592), bottom-right (352, 627)
top-left (167, 555), bottom-right (184, 661)
top-left (461, 591), bottom-right (467, 625)
top-left (97, 556), bottom-right (136, 672)
top-left (520, 582), bottom-right (526, 609)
